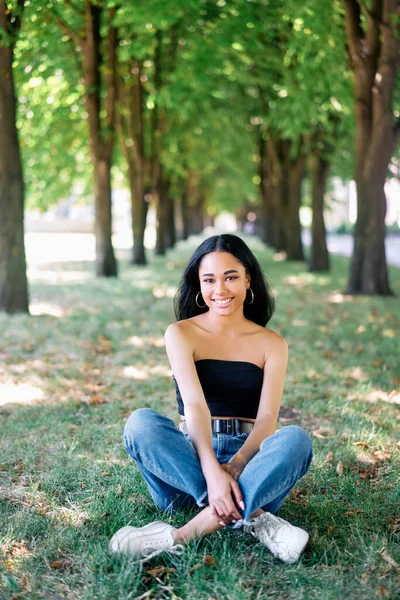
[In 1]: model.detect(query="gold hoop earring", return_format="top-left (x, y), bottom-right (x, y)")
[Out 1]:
top-left (195, 292), bottom-right (207, 308)
top-left (245, 288), bottom-right (254, 304)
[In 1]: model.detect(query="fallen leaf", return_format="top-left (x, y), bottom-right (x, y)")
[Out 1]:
top-left (356, 345), bottom-right (364, 354)
top-left (327, 526), bottom-right (335, 535)
top-left (377, 585), bottom-right (389, 597)
top-left (189, 562), bottom-right (203, 574)
top-left (204, 554), bottom-right (217, 566)
top-left (354, 442), bottom-right (369, 448)
top-left (379, 548), bottom-right (398, 569)
top-left (344, 509), bottom-right (363, 517)
top-left (325, 452), bottom-right (335, 462)
top-left (313, 430), bottom-right (330, 439)
top-left (87, 395), bottom-right (107, 405)
top-left (50, 559), bottom-right (69, 570)
top-left (382, 329), bottom-right (396, 339)
top-left (373, 450), bottom-right (391, 462)
top-left (147, 565), bottom-right (165, 577)
top-left (336, 461), bottom-right (344, 476)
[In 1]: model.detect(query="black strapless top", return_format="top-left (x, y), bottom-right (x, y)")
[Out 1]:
top-left (174, 359), bottom-right (264, 419)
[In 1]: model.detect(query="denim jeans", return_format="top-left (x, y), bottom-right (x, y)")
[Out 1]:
top-left (124, 408), bottom-right (313, 524)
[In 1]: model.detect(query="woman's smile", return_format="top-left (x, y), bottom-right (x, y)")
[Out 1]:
top-left (212, 297), bottom-right (233, 307)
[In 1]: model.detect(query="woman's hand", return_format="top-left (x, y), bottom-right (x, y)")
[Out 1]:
top-left (221, 452), bottom-right (247, 480)
top-left (206, 467), bottom-right (245, 525)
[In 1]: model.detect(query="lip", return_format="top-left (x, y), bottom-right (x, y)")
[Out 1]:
top-left (212, 298), bottom-right (233, 306)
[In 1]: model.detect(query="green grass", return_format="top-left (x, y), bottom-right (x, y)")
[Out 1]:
top-left (1, 235), bottom-right (399, 600)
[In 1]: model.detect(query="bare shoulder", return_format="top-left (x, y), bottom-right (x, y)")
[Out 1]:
top-left (262, 328), bottom-right (288, 361)
top-left (164, 319), bottom-right (198, 350)
top-left (165, 320), bottom-right (189, 342)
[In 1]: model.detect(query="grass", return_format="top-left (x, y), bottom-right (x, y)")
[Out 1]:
top-left (0, 234), bottom-right (399, 600)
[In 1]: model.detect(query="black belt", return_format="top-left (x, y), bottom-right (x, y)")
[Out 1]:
top-left (179, 419), bottom-right (253, 436)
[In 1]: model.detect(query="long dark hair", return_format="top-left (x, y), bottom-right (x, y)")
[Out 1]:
top-left (174, 234), bottom-right (275, 327)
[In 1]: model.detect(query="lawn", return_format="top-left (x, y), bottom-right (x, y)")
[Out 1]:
top-left (1, 234), bottom-right (399, 600)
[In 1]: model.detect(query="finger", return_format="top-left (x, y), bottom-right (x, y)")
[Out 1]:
top-left (232, 482), bottom-right (245, 513)
top-left (224, 497), bottom-right (241, 521)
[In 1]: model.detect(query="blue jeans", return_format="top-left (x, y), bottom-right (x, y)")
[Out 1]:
top-left (124, 408), bottom-right (313, 524)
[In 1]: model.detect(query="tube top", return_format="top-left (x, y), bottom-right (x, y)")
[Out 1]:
top-left (174, 359), bottom-right (264, 419)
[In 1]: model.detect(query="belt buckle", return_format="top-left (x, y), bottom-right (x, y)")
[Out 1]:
top-left (225, 419), bottom-right (234, 435)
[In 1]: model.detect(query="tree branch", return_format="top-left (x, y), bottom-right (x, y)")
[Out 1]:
top-left (343, 0), bottom-right (364, 59)
top-left (64, 0), bottom-right (84, 18)
top-left (51, 7), bottom-right (83, 47)
top-left (361, 0), bottom-right (383, 58)
top-left (394, 117), bottom-right (400, 141)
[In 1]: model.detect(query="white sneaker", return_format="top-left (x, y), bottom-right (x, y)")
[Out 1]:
top-left (246, 512), bottom-right (309, 564)
top-left (109, 521), bottom-right (184, 564)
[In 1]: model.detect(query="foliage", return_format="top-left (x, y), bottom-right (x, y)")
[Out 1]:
top-left (0, 236), bottom-right (399, 598)
top-left (11, 0), bottom-right (359, 214)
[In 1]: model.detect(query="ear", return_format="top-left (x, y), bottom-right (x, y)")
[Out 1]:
top-left (246, 274), bottom-right (251, 288)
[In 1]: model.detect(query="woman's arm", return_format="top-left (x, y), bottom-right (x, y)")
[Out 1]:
top-left (224, 334), bottom-right (288, 479)
top-left (165, 323), bottom-right (244, 523)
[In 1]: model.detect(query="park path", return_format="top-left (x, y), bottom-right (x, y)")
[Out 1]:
top-left (24, 231), bottom-right (399, 267)
top-left (302, 231), bottom-right (400, 268)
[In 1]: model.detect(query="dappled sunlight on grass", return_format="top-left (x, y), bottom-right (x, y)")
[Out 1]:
top-left (0, 383), bottom-right (45, 406)
top-left (122, 365), bottom-right (172, 380)
top-left (28, 267), bottom-right (93, 284)
top-left (328, 291), bottom-right (354, 303)
top-left (124, 335), bottom-right (165, 348)
top-left (29, 301), bottom-right (67, 317)
top-left (1, 234), bottom-right (399, 598)
top-left (152, 285), bottom-right (177, 298)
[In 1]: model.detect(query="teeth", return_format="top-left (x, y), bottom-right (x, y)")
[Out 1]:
top-left (214, 298), bottom-right (232, 306)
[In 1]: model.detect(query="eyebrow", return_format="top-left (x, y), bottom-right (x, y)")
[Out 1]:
top-left (201, 270), bottom-right (239, 276)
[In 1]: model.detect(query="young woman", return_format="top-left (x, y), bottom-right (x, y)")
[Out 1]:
top-left (110, 234), bottom-right (312, 564)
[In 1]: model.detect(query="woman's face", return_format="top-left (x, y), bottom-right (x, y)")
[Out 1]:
top-left (198, 251), bottom-right (250, 317)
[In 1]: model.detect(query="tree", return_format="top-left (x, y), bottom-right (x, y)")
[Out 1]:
top-left (343, 0), bottom-right (400, 294)
top-left (51, 0), bottom-right (118, 277)
top-left (0, 0), bottom-right (29, 314)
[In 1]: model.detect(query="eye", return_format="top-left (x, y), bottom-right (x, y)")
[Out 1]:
top-left (202, 278), bottom-right (214, 284)
top-left (226, 276), bottom-right (239, 281)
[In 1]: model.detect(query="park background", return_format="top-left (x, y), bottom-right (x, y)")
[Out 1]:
top-left (1, 1), bottom-right (400, 599)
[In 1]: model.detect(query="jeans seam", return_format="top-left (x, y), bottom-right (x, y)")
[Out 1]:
top-left (134, 449), bottom-right (207, 504)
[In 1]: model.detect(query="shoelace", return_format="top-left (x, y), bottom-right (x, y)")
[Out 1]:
top-left (138, 543), bottom-right (185, 565)
top-left (250, 514), bottom-right (282, 542)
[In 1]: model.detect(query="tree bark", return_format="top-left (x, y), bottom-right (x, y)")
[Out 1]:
top-left (0, 0), bottom-right (29, 314)
top-left (258, 134), bottom-right (276, 247)
top-left (286, 146), bottom-right (305, 261)
top-left (343, 0), bottom-right (400, 294)
top-left (309, 155), bottom-right (330, 271)
top-left (180, 176), bottom-right (190, 240)
top-left (82, 2), bottom-right (117, 277)
top-left (268, 137), bottom-right (305, 259)
top-left (117, 60), bottom-right (147, 264)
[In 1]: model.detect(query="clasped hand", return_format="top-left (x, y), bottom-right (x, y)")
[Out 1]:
top-left (207, 465), bottom-right (245, 526)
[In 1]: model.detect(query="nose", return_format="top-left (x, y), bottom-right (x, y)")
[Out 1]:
top-left (215, 278), bottom-right (228, 294)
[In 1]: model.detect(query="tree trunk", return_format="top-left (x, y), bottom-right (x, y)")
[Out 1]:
top-left (82, 2), bottom-right (117, 277)
top-left (154, 165), bottom-right (167, 255)
top-left (286, 148), bottom-right (305, 261)
top-left (268, 137), bottom-right (305, 259)
top-left (117, 61), bottom-right (147, 265)
top-left (258, 135), bottom-right (276, 247)
top-left (166, 190), bottom-right (177, 250)
top-left (309, 155), bottom-right (330, 271)
top-left (343, 0), bottom-right (399, 294)
top-left (0, 0), bottom-right (29, 314)
top-left (268, 138), bottom-right (286, 252)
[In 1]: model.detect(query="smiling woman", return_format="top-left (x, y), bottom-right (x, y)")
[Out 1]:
top-left (109, 234), bottom-right (313, 565)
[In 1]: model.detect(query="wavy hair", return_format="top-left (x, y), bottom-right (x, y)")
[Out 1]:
top-left (174, 234), bottom-right (275, 327)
